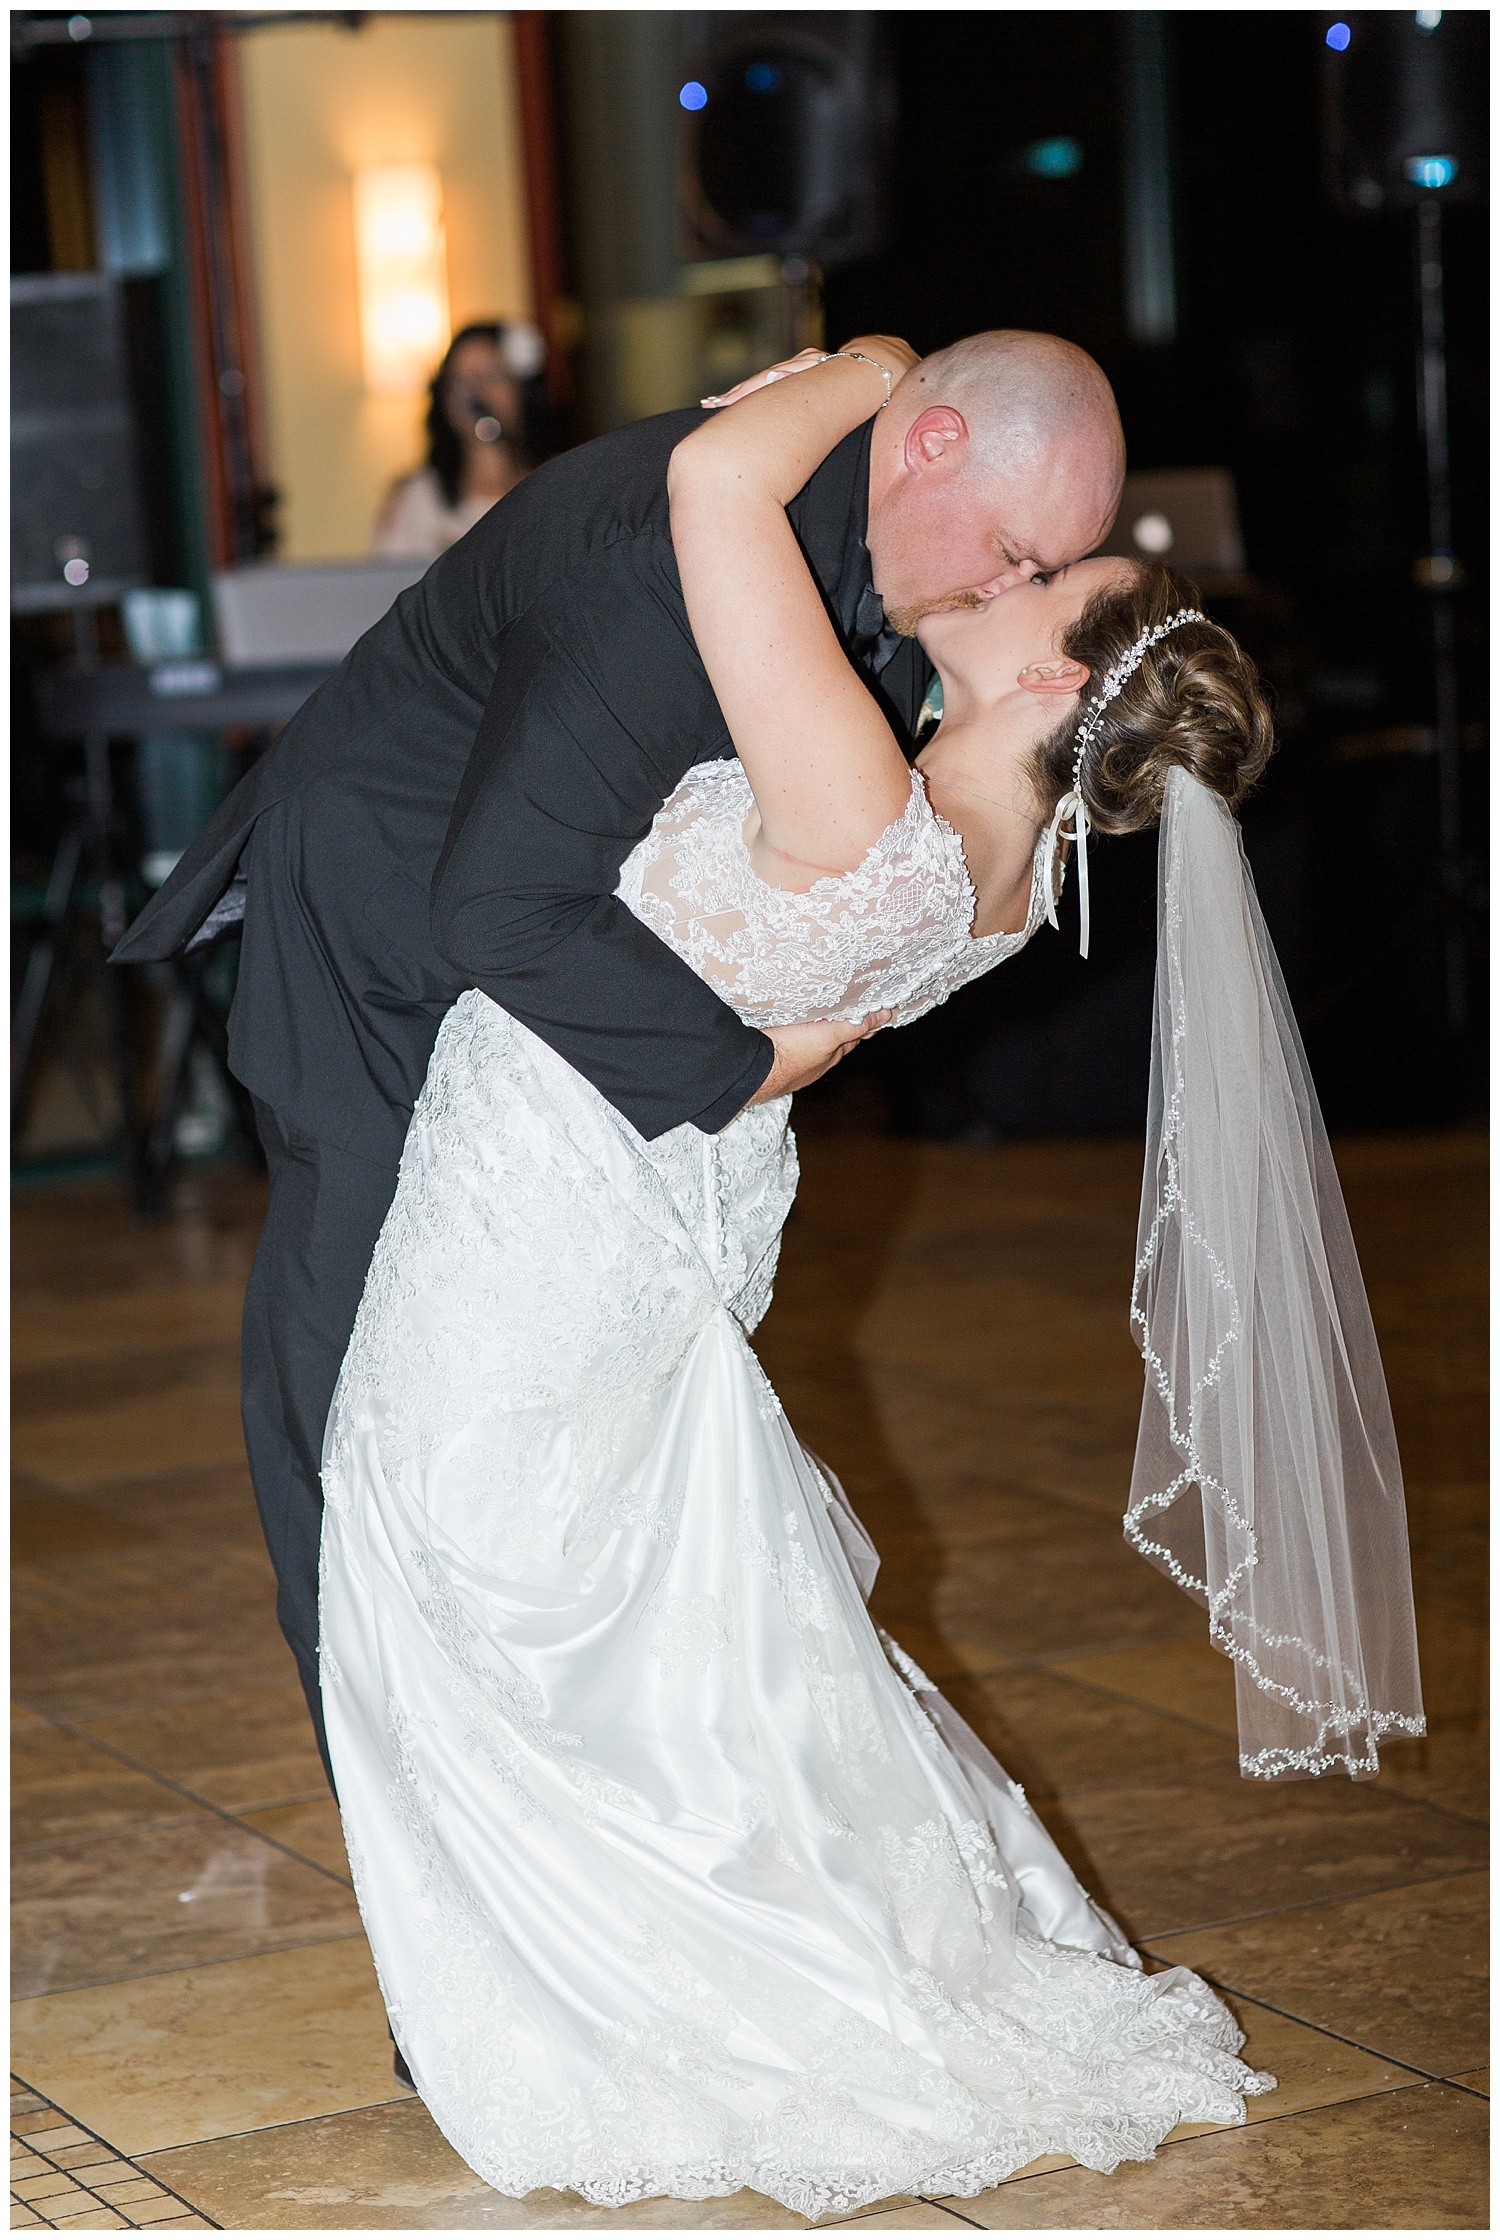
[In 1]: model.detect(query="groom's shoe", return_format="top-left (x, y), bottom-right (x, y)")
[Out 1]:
top-left (393, 2046), bottom-right (416, 2092)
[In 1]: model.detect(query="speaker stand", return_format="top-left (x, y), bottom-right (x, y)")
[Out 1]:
top-left (1413, 192), bottom-right (1468, 1034)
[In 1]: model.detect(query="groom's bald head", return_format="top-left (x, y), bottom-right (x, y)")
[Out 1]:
top-left (867, 330), bottom-right (1126, 633)
top-left (915, 330), bottom-right (1124, 485)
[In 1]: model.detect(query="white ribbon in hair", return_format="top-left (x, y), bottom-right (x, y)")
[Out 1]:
top-left (1042, 789), bottom-right (1090, 959)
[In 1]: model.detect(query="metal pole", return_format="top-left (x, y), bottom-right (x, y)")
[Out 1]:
top-left (1122, 12), bottom-right (1178, 346)
top-left (1414, 193), bottom-right (1466, 1032)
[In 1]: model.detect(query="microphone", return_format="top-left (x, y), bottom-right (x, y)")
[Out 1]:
top-left (463, 397), bottom-right (504, 443)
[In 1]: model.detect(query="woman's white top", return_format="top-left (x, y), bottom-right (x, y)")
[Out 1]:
top-left (371, 465), bottom-right (497, 560)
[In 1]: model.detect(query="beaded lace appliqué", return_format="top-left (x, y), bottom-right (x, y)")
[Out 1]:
top-left (616, 760), bottom-right (1047, 1032)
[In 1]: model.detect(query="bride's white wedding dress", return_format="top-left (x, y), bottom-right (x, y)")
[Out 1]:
top-left (320, 760), bottom-right (1270, 2215)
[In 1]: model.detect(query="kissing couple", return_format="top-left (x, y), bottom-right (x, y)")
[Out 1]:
top-left (120, 329), bottom-right (1423, 2212)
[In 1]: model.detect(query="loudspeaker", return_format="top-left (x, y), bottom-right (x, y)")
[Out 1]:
top-left (1323, 9), bottom-right (1487, 212)
top-left (11, 270), bottom-right (160, 611)
top-left (680, 12), bottom-right (895, 268)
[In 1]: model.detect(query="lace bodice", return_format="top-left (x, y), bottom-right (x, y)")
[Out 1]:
top-left (617, 760), bottom-right (1050, 1030)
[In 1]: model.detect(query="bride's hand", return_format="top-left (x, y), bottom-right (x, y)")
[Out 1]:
top-left (703, 335), bottom-right (918, 410)
top-left (702, 348), bottom-right (827, 409)
top-left (747, 1013), bottom-right (892, 1106)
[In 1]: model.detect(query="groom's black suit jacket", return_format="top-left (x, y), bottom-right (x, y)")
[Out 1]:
top-left (113, 411), bottom-right (932, 1159)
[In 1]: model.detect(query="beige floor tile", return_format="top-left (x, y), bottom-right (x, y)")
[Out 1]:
top-left (13, 1544), bottom-right (293, 1720)
top-left (864, 1483), bottom-right (1085, 1559)
top-left (870, 1519), bottom-right (1201, 1666)
top-left (1144, 1870), bottom-right (1488, 2076)
top-left (11, 1818), bottom-right (360, 1996)
top-left (11, 1936), bottom-right (401, 2156)
top-left (1378, 1714), bottom-right (1489, 1822)
top-left (846, 1373), bottom-right (1143, 1525)
top-left (12, 2174), bottom-right (85, 2200)
top-left (1407, 1600), bottom-right (1489, 1724)
top-left (12, 1289), bottom-right (247, 1375)
top-left (65, 1466), bottom-right (267, 1555)
top-left (1050, 1637), bottom-right (1239, 1737)
top-left (238, 1799), bottom-right (350, 1881)
top-left (77, 1688), bottom-right (329, 1816)
top-left (857, 1621), bottom-right (1010, 1686)
top-left (12, 1724), bottom-right (199, 1850)
top-left (137, 2097), bottom-right (830, 2229)
top-left (11, 1169), bottom-right (261, 1298)
top-left (935, 1667), bottom-right (1231, 1800)
top-left (1449, 2069), bottom-right (1488, 2096)
top-left (830, 2214), bottom-right (968, 2231)
top-left (1041, 1760), bottom-right (1488, 1941)
top-left (948, 2080), bottom-right (1487, 2228)
top-left (1170, 1991), bottom-right (1415, 2132)
top-left (11, 1492), bottom-right (158, 1564)
top-left (11, 1369), bottom-right (247, 1491)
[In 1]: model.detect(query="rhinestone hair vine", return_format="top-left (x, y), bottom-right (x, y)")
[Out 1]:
top-left (1043, 607), bottom-right (1208, 962)
top-left (1069, 608), bottom-right (1208, 788)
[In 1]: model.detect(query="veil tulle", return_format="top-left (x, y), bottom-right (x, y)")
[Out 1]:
top-left (1124, 769), bottom-right (1425, 1780)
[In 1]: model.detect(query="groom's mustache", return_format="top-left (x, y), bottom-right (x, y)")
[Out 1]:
top-left (884, 586), bottom-right (987, 637)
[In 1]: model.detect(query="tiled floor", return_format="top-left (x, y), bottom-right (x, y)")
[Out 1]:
top-left (10, 2079), bottom-right (209, 2230)
top-left (11, 1131), bottom-right (1488, 2231)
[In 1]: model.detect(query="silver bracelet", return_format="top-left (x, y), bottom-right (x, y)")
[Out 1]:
top-left (816, 349), bottom-right (894, 407)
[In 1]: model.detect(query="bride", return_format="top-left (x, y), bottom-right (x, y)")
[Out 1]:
top-left (318, 341), bottom-right (1421, 2212)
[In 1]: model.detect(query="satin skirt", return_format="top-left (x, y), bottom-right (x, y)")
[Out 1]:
top-left (320, 992), bottom-right (1269, 2215)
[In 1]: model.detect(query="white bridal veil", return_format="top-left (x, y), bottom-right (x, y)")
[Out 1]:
top-left (1125, 769), bottom-right (1425, 1778)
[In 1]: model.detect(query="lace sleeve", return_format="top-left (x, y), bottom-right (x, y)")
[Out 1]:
top-left (619, 764), bottom-right (986, 1029)
top-left (883, 825), bottom-right (1054, 1031)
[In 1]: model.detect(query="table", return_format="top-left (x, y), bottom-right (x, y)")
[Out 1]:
top-left (19, 658), bottom-right (335, 1210)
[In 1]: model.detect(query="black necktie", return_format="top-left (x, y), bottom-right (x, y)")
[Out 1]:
top-left (852, 579), bottom-right (905, 674)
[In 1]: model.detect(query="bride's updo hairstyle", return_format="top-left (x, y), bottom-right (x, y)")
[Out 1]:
top-left (1031, 561), bottom-right (1274, 834)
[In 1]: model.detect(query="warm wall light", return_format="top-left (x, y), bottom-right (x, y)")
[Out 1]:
top-left (353, 163), bottom-right (451, 395)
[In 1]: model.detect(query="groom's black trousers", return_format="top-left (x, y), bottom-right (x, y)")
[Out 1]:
top-left (241, 1098), bottom-right (400, 1784)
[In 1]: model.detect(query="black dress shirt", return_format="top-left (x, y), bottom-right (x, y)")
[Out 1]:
top-left (113, 411), bottom-right (932, 1162)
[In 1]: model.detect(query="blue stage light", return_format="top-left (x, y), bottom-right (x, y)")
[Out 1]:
top-left (1325, 21), bottom-right (1352, 48)
top-left (678, 80), bottom-right (708, 112)
top-left (745, 61), bottom-right (782, 93)
top-left (1404, 153), bottom-right (1458, 188)
top-left (1022, 136), bottom-right (1083, 180)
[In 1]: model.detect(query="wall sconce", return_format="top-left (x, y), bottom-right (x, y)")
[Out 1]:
top-left (353, 163), bottom-right (451, 396)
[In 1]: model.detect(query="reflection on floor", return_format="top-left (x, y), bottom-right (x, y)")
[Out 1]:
top-left (11, 1130), bottom-right (1488, 2232)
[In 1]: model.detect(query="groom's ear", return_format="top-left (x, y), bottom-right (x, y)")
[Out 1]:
top-left (1017, 658), bottom-right (1090, 695)
top-left (903, 406), bottom-right (968, 474)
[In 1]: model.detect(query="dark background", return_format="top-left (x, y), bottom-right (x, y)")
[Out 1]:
top-left (808, 8), bottom-right (1487, 1135)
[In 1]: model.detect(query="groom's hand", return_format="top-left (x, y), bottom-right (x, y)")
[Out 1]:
top-left (747, 1014), bottom-right (892, 1107)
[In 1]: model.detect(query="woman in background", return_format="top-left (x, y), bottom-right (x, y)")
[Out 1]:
top-left (373, 320), bottom-right (548, 560)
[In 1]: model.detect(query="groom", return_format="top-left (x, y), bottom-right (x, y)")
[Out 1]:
top-left (114, 329), bottom-right (1123, 1772)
